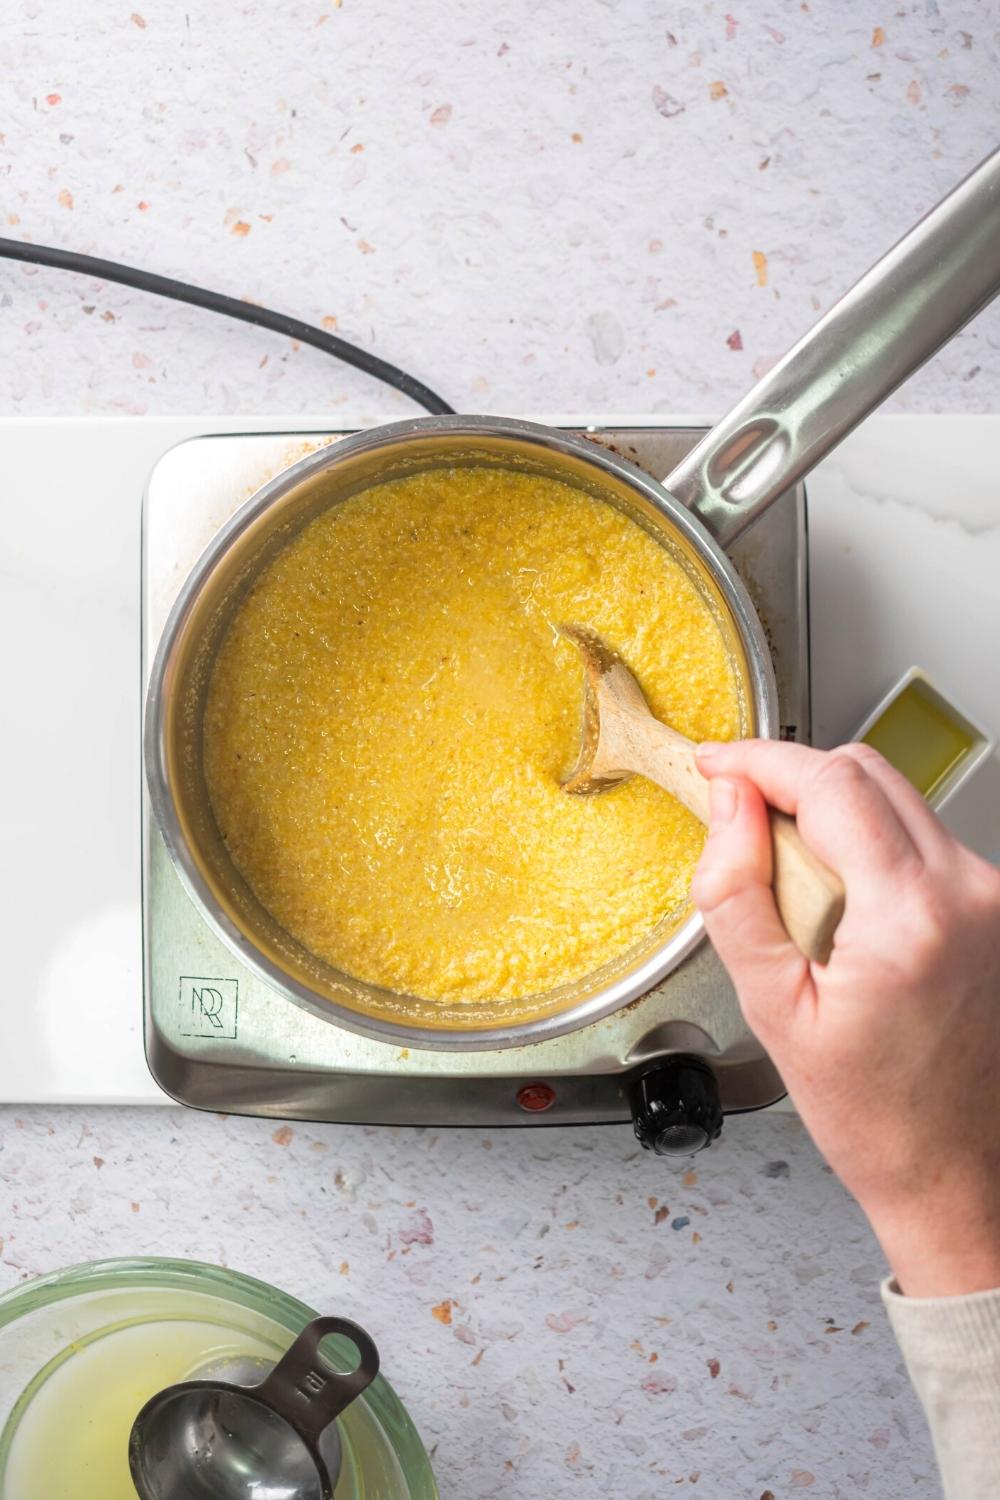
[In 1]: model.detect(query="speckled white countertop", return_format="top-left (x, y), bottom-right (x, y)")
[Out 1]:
top-left (0, 1109), bottom-right (942, 1497)
top-left (3, 0), bottom-right (999, 418)
top-left (2, 2), bottom-right (1000, 1497)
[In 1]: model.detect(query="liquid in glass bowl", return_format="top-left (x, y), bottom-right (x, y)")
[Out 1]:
top-left (0, 1257), bottom-right (437, 1499)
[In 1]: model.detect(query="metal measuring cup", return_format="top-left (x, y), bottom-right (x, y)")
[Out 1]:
top-left (128, 1315), bottom-right (380, 1500)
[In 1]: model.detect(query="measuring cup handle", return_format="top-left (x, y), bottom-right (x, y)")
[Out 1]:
top-left (256, 1316), bottom-right (380, 1443)
top-left (662, 147), bottom-right (1000, 546)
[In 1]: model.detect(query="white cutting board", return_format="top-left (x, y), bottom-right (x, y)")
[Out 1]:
top-left (2, 414), bottom-right (998, 1105)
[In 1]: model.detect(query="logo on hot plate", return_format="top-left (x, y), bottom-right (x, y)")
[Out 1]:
top-left (179, 976), bottom-right (239, 1039)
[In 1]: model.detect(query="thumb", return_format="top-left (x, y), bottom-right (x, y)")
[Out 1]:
top-left (691, 776), bottom-right (809, 1035)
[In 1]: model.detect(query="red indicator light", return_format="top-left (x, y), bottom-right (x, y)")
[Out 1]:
top-left (517, 1083), bottom-right (556, 1113)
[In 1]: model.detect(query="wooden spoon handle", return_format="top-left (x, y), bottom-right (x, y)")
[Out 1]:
top-left (767, 808), bottom-right (845, 965)
top-left (624, 717), bottom-right (845, 964)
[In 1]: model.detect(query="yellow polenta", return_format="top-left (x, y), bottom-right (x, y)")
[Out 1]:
top-left (203, 467), bottom-right (740, 1002)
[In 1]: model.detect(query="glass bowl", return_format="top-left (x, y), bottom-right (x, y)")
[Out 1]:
top-left (0, 1256), bottom-right (438, 1499)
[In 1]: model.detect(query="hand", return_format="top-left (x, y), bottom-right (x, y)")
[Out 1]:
top-left (692, 739), bottom-right (1000, 1298)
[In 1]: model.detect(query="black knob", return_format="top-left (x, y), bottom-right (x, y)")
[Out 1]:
top-left (630, 1057), bottom-right (723, 1157)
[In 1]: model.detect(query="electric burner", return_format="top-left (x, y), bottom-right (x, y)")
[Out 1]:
top-left (142, 425), bottom-right (807, 1137)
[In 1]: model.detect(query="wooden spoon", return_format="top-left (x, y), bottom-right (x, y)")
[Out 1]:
top-left (560, 626), bottom-right (845, 964)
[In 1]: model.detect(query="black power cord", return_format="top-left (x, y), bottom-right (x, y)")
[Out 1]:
top-left (0, 237), bottom-right (454, 416)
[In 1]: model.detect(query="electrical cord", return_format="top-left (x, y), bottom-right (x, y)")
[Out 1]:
top-left (0, 237), bottom-right (455, 416)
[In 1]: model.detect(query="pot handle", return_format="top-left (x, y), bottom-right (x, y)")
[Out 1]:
top-left (662, 148), bottom-right (1000, 547)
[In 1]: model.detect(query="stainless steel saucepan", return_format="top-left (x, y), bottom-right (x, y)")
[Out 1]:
top-left (145, 149), bottom-right (1000, 1051)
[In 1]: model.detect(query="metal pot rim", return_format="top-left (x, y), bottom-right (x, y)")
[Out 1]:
top-left (144, 414), bottom-right (778, 1051)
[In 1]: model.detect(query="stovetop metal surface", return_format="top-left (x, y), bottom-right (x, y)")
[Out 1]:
top-left (142, 426), bottom-right (807, 1125)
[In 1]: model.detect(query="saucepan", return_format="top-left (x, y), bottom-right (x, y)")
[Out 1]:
top-left (145, 149), bottom-right (1000, 1051)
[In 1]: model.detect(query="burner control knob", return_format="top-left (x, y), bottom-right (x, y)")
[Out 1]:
top-left (630, 1058), bottom-right (723, 1157)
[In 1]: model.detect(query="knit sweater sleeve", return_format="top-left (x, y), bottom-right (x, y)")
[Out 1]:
top-left (882, 1277), bottom-right (1000, 1499)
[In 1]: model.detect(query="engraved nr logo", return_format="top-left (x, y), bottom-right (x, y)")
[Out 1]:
top-left (179, 976), bottom-right (239, 1040)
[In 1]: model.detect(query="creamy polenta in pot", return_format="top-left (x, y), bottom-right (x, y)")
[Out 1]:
top-left (203, 467), bottom-right (741, 1003)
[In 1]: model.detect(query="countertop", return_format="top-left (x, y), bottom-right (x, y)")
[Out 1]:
top-left (2, 2), bottom-right (1000, 1496)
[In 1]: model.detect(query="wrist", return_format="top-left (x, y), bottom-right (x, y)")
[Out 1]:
top-left (865, 1187), bottom-right (1000, 1299)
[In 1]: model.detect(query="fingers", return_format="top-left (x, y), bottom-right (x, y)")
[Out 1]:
top-left (692, 776), bottom-right (811, 1034)
top-left (697, 738), bottom-right (948, 853)
top-left (697, 740), bottom-right (830, 815)
top-left (697, 740), bottom-right (922, 893)
top-left (834, 742), bottom-right (954, 862)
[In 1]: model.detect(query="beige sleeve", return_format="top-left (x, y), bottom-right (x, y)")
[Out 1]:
top-left (882, 1277), bottom-right (1000, 1499)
